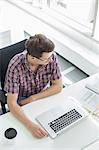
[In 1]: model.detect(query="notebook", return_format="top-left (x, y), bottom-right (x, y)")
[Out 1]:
top-left (36, 97), bottom-right (88, 138)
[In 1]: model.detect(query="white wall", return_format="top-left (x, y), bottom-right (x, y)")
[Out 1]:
top-left (1, 0), bottom-right (99, 75)
top-left (94, 0), bottom-right (99, 41)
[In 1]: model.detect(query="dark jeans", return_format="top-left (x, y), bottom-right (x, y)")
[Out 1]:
top-left (17, 96), bottom-right (26, 105)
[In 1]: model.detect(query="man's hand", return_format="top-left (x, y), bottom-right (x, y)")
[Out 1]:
top-left (27, 122), bottom-right (48, 138)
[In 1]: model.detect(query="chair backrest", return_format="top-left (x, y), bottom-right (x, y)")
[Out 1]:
top-left (0, 39), bottom-right (27, 90)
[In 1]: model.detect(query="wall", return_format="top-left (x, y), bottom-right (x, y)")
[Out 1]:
top-left (1, 1), bottom-right (99, 75)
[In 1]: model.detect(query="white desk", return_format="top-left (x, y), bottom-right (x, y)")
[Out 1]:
top-left (0, 74), bottom-right (99, 150)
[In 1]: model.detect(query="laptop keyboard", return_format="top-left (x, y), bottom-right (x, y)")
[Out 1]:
top-left (48, 109), bottom-right (82, 133)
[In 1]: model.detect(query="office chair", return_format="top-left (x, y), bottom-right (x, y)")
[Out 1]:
top-left (0, 39), bottom-right (27, 114)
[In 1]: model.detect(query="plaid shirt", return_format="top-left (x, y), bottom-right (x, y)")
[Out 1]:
top-left (4, 50), bottom-right (61, 97)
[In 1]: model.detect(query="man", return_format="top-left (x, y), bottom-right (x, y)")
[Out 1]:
top-left (4, 34), bottom-right (62, 138)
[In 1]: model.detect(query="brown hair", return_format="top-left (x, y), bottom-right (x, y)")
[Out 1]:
top-left (25, 34), bottom-right (55, 58)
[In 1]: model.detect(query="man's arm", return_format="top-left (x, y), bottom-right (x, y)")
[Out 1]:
top-left (20, 78), bottom-right (63, 106)
top-left (7, 93), bottom-right (48, 138)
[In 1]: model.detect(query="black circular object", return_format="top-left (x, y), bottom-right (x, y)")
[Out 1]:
top-left (4, 128), bottom-right (17, 139)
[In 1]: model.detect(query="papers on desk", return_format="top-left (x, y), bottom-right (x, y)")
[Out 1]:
top-left (84, 76), bottom-right (99, 115)
top-left (82, 93), bottom-right (99, 115)
top-left (79, 76), bottom-right (99, 116)
top-left (83, 139), bottom-right (99, 150)
top-left (85, 76), bottom-right (99, 95)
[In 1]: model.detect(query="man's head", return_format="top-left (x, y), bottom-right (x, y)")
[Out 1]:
top-left (25, 34), bottom-right (55, 65)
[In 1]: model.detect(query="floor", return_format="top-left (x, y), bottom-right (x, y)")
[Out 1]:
top-left (57, 53), bottom-right (88, 87)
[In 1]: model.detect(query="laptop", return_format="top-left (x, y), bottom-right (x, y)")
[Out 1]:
top-left (36, 97), bottom-right (88, 138)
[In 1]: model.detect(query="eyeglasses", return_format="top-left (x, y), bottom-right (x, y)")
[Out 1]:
top-left (33, 54), bottom-right (53, 62)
